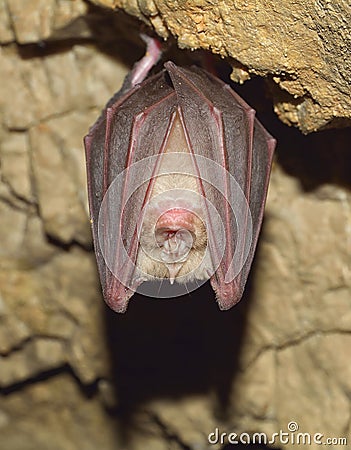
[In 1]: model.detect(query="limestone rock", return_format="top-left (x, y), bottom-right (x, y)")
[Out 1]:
top-left (0, 374), bottom-right (118, 450)
top-left (89, 0), bottom-right (351, 133)
top-left (0, 4), bottom-right (350, 450)
top-left (0, 0), bottom-right (88, 44)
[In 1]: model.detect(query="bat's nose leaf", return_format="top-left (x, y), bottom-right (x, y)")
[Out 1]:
top-left (159, 229), bottom-right (193, 264)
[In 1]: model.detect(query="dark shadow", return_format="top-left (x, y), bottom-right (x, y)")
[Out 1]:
top-left (15, 5), bottom-right (148, 67)
top-left (104, 234), bottom-right (270, 446)
top-left (0, 364), bottom-right (97, 398)
top-left (232, 76), bottom-right (351, 192)
top-left (104, 272), bottom-right (255, 422)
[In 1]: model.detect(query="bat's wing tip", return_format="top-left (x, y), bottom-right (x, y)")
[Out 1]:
top-left (104, 284), bottom-right (136, 314)
top-left (216, 295), bottom-right (242, 311)
top-left (210, 278), bottom-right (244, 311)
top-left (105, 295), bottom-right (129, 314)
top-left (164, 61), bottom-right (176, 70)
top-left (164, 61), bottom-right (181, 77)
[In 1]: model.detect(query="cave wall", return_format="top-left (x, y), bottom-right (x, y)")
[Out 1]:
top-left (0, 1), bottom-right (350, 449)
top-left (90, 0), bottom-right (351, 134)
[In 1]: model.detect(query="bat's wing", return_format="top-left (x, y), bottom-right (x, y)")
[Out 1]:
top-left (85, 71), bottom-right (178, 312)
top-left (165, 62), bottom-right (276, 309)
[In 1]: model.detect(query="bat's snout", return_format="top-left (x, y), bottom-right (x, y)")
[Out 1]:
top-left (155, 209), bottom-right (197, 283)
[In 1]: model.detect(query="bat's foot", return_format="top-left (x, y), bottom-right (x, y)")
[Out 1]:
top-left (130, 34), bottom-right (163, 87)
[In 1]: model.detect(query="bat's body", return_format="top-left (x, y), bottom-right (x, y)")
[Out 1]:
top-left (136, 111), bottom-right (208, 284)
top-left (84, 37), bottom-right (276, 312)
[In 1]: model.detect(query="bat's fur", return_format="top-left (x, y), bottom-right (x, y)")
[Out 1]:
top-left (136, 113), bottom-right (212, 283)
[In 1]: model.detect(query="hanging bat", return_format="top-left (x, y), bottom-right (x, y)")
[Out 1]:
top-left (84, 37), bottom-right (276, 313)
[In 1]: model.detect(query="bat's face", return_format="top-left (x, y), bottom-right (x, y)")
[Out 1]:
top-left (136, 112), bottom-right (211, 284)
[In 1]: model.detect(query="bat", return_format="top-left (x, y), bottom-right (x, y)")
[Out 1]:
top-left (84, 37), bottom-right (276, 313)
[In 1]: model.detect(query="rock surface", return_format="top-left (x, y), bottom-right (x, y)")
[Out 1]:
top-left (0, 2), bottom-right (350, 450)
top-left (90, 0), bottom-right (351, 134)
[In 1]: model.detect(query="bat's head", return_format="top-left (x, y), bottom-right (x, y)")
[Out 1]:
top-left (137, 195), bottom-right (210, 285)
top-left (133, 110), bottom-right (213, 286)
